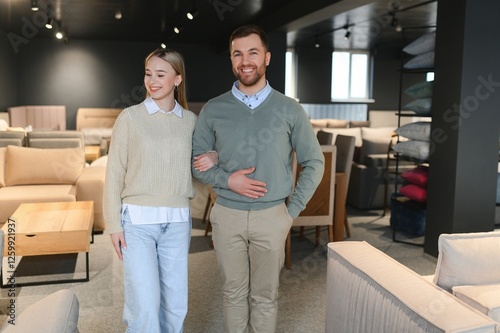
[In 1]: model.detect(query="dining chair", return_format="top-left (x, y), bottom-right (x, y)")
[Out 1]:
top-left (285, 145), bottom-right (337, 269)
top-left (334, 134), bottom-right (356, 238)
top-left (316, 130), bottom-right (333, 145)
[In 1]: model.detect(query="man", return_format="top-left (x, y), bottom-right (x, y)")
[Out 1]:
top-left (192, 25), bottom-right (324, 333)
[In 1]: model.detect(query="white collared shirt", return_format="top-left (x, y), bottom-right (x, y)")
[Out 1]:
top-left (231, 80), bottom-right (272, 109)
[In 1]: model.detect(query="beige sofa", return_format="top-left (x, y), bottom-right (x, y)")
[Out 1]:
top-left (326, 234), bottom-right (500, 332)
top-left (0, 145), bottom-right (106, 231)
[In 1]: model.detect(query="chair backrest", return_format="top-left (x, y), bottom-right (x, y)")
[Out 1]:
top-left (334, 134), bottom-right (356, 196)
top-left (0, 131), bottom-right (26, 147)
top-left (291, 145), bottom-right (337, 227)
top-left (27, 130), bottom-right (84, 148)
top-left (316, 130), bottom-right (333, 145)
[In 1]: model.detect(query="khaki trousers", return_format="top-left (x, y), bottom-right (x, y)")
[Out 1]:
top-left (210, 202), bottom-right (293, 333)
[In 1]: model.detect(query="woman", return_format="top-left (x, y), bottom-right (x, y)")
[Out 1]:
top-left (104, 48), bottom-right (215, 333)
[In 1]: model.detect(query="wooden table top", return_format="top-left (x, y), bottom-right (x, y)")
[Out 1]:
top-left (5, 201), bottom-right (94, 235)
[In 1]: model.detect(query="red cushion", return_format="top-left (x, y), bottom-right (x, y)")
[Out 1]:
top-left (400, 166), bottom-right (429, 187)
top-left (399, 184), bottom-right (427, 202)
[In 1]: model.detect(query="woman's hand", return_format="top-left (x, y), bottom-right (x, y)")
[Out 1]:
top-left (110, 232), bottom-right (127, 260)
top-left (193, 151), bottom-right (218, 172)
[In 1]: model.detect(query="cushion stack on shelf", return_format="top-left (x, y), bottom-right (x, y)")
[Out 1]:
top-left (402, 30), bottom-right (436, 117)
top-left (403, 30), bottom-right (435, 70)
top-left (399, 165), bottom-right (429, 203)
top-left (393, 121), bottom-right (431, 161)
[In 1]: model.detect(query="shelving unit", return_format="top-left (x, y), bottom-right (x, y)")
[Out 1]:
top-left (390, 26), bottom-right (436, 246)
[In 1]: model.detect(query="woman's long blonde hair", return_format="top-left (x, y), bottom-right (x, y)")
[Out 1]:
top-left (144, 48), bottom-right (188, 110)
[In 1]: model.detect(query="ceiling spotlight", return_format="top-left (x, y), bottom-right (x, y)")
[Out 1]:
top-left (344, 30), bottom-right (351, 40)
top-left (45, 18), bottom-right (54, 30)
top-left (187, 8), bottom-right (199, 20)
top-left (314, 38), bottom-right (320, 48)
top-left (56, 30), bottom-right (63, 40)
top-left (160, 43), bottom-right (167, 49)
top-left (173, 25), bottom-right (184, 34)
top-left (31, 0), bottom-right (39, 11)
top-left (115, 10), bottom-right (122, 20)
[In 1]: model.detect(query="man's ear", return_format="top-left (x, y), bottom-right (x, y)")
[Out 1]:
top-left (266, 52), bottom-right (271, 66)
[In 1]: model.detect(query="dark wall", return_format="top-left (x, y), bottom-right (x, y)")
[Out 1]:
top-left (296, 45), bottom-right (333, 103)
top-left (0, 31), bottom-right (18, 112)
top-left (0, 31), bottom-right (286, 130)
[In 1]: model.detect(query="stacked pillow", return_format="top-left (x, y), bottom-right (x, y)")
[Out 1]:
top-left (398, 165), bottom-right (429, 203)
top-left (402, 30), bottom-right (436, 116)
top-left (393, 121), bottom-right (431, 161)
top-left (403, 30), bottom-right (435, 69)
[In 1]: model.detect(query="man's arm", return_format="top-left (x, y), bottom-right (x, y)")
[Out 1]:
top-left (192, 110), bottom-right (267, 198)
top-left (287, 109), bottom-right (325, 218)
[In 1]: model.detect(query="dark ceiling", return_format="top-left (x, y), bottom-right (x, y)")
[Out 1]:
top-left (0, 0), bottom-right (437, 50)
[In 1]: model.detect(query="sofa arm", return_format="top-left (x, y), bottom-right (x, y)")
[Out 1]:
top-left (326, 242), bottom-right (498, 333)
top-left (1, 289), bottom-right (79, 333)
top-left (76, 166), bottom-right (106, 231)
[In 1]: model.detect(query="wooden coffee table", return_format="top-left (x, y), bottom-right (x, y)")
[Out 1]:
top-left (1, 201), bottom-right (94, 287)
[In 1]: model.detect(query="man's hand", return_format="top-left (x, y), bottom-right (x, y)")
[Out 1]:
top-left (110, 232), bottom-right (126, 260)
top-left (193, 151), bottom-right (218, 172)
top-left (228, 167), bottom-right (267, 199)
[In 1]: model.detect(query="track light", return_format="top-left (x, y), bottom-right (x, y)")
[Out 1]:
top-left (160, 43), bottom-right (167, 49)
top-left (314, 38), bottom-right (320, 48)
top-left (115, 10), bottom-right (122, 20)
top-left (173, 25), bottom-right (184, 34)
top-left (45, 18), bottom-right (54, 30)
top-left (31, 0), bottom-right (39, 11)
top-left (187, 8), bottom-right (199, 20)
top-left (344, 30), bottom-right (351, 40)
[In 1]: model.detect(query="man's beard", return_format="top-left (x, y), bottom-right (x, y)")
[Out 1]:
top-left (233, 66), bottom-right (264, 87)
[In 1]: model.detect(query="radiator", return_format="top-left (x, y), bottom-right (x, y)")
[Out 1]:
top-left (301, 103), bottom-right (368, 120)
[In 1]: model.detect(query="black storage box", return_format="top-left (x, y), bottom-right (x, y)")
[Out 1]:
top-left (390, 193), bottom-right (426, 237)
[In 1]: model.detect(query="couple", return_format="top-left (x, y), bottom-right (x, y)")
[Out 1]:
top-left (104, 25), bottom-right (324, 333)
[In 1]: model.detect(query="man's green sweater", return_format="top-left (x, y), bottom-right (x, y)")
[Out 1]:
top-left (192, 89), bottom-right (324, 218)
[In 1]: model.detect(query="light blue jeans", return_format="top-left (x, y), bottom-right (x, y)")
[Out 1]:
top-left (121, 209), bottom-right (191, 333)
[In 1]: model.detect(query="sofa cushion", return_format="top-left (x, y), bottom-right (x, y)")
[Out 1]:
top-left (1, 289), bottom-right (79, 333)
top-left (0, 147), bottom-right (5, 187)
top-left (349, 120), bottom-right (370, 128)
top-left (452, 284), bottom-right (500, 323)
top-left (433, 231), bottom-right (500, 292)
top-left (5, 146), bottom-right (85, 186)
top-left (359, 127), bottom-right (395, 164)
top-left (326, 119), bottom-right (349, 128)
top-left (0, 185), bottom-right (76, 223)
top-left (309, 119), bottom-right (329, 128)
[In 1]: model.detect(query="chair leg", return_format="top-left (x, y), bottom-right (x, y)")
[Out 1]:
top-left (315, 226), bottom-right (321, 246)
top-left (299, 226), bottom-right (305, 240)
top-left (202, 195), bottom-right (211, 224)
top-left (285, 231), bottom-right (291, 269)
top-left (344, 216), bottom-right (351, 238)
top-left (204, 220), bottom-right (212, 237)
